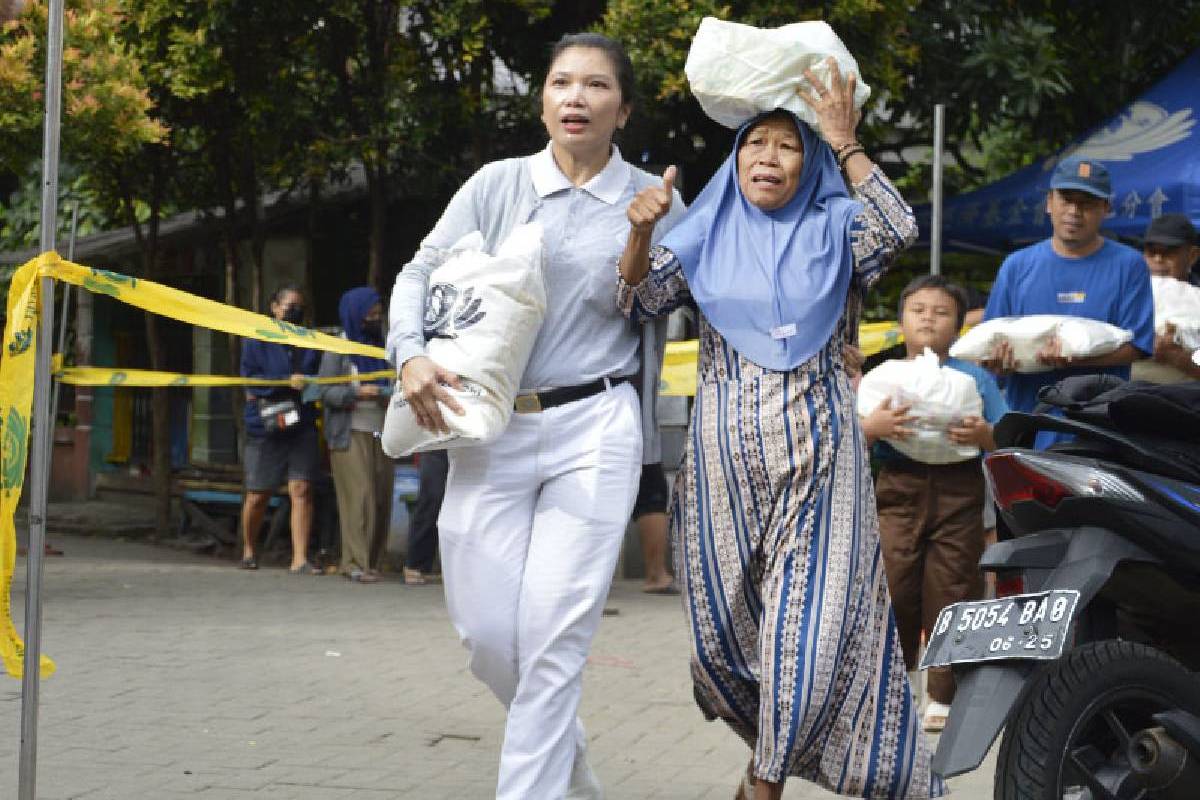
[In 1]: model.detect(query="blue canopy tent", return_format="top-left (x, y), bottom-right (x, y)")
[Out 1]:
top-left (916, 49), bottom-right (1200, 253)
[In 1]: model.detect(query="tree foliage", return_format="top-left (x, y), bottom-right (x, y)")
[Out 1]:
top-left (602, 1), bottom-right (1200, 199)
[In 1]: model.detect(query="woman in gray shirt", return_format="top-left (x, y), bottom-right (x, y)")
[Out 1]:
top-left (387, 33), bottom-right (683, 800)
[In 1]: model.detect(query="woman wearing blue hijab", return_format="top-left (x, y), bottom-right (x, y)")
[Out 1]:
top-left (319, 287), bottom-right (394, 583)
top-left (619, 61), bottom-right (943, 799)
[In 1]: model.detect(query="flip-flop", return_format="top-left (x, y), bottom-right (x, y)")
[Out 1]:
top-left (643, 585), bottom-right (681, 595)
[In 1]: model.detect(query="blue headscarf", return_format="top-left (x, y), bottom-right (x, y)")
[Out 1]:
top-left (339, 287), bottom-right (390, 381)
top-left (660, 111), bottom-right (862, 371)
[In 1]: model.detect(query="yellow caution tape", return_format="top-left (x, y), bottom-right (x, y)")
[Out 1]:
top-left (53, 365), bottom-right (395, 388)
top-left (1, 254), bottom-right (54, 680)
top-left (659, 339), bottom-right (698, 397)
top-left (658, 321), bottom-right (905, 397)
top-left (2, 253), bottom-right (396, 679)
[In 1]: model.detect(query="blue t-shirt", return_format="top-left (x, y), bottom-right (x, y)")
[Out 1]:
top-left (983, 238), bottom-right (1154, 414)
top-left (872, 355), bottom-right (1010, 465)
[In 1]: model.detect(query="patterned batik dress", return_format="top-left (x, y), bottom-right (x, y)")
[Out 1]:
top-left (618, 167), bottom-right (946, 798)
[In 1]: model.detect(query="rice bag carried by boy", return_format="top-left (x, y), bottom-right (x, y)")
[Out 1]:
top-left (949, 315), bottom-right (1132, 373)
top-left (685, 17), bottom-right (871, 132)
top-left (857, 348), bottom-right (984, 464)
top-left (381, 224), bottom-right (546, 457)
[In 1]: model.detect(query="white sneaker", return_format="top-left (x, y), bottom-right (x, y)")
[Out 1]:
top-left (565, 745), bottom-right (603, 800)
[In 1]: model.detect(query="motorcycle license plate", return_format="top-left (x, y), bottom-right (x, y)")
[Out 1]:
top-left (919, 590), bottom-right (1080, 669)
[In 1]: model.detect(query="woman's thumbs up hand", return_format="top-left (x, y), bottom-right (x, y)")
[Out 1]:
top-left (627, 165), bottom-right (677, 233)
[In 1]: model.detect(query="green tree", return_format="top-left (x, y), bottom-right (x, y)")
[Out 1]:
top-left (303, 0), bottom-right (557, 290)
top-left (600, 1), bottom-right (1200, 200)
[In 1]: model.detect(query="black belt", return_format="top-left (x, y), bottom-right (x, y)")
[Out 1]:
top-left (514, 376), bottom-right (632, 413)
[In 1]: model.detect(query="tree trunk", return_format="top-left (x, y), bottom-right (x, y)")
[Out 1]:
top-left (124, 160), bottom-right (172, 537)
top-left (144, 318), bottom-right (172, 537)
top-left (224, 235), bottom-right (244, 448)
top-left (367, 166), bottom-right (387, 292)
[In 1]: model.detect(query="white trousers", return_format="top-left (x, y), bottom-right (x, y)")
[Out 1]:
top-left (439, 381), bottom-right (642, 800)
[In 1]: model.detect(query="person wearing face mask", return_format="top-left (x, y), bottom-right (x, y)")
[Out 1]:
top-left (319, 287), bottom-right (394, 583)
top-left (387, 32), bottom-right (684, 800)
top-left (239, 284), bottom-right (323, 574)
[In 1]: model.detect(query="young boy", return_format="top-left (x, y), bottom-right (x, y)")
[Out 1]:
top-left (860, 274), bottom-right (1008, 733)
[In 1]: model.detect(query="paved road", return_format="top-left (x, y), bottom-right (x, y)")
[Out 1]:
top-left (2, 534), bottom-right (995, 799)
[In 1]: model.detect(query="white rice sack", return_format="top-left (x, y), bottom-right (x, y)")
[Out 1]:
top-left (949, 315), bottom-right (1132, 373)
top-left (685, 17), bottom-right (871, 131)
top-left (1151, 275), bottom-right (1200, 350)
top-left (381, 224), bottom-right (546, 457)
top-left (856, 348), bottom-right (984, 464)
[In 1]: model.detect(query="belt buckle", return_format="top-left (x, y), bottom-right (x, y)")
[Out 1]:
top-left (514, 393), bottom-right (542, 414)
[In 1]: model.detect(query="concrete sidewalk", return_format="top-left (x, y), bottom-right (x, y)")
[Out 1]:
top-left (1, 535), bottom-right (995, 799)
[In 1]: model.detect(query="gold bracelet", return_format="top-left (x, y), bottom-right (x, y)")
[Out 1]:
top-left (833, 140), bottom-right (861, 158)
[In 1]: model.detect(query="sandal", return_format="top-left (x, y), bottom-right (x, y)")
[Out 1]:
top-left (403, 567), bottom-right (427, 585)
top-left (923, 700), bottom-right (951, 733)
top-left (288, 562), bottom-right (321, 575)
top-left (347, 569), bottom-right (380, 584)
top-left (239, 557), bottom-right (258, 571)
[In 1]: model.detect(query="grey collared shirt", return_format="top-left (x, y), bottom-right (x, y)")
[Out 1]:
top-left (387, 145), bottom-right (685, 456)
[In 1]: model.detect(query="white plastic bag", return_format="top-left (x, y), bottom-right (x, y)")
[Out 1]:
top-left (685, 17), bottom-right (871, 131)
top-left (1151, 275), bottom-right (1200, 350)
top-left (856, 348), bottom-right (984, 464)
top-left (381, 224), bottom-right (546, 457)
top-left (949, 315), bottom-right (1132, 373)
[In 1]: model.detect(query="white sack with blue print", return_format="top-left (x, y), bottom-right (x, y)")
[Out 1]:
top-left (382, 224), bottom-right (546, 457)
top-left (684, 17), bottom-right (871, 131)
top-left (857, 348), bottom-right (984, 464)
top-left (949, 315), bottom-right (1131, 373)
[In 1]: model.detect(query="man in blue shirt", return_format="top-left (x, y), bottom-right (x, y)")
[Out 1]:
top-left (982, 158), bottom-right (1155, 418)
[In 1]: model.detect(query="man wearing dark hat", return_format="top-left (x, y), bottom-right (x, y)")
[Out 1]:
top-left (1143, 213), bottom-right (1200, 285)
top-left (981, 158), bottom-right (1155, 440)
top-left (1139, 213), bottom-right (1200, 381)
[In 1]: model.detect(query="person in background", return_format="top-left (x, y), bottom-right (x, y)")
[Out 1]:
top-left (981, 159), bottom-right (1154, 446)
top-left (632, 318), bottom-right (676, 594)
top-left (1144, 213), bottom-right (1200, 286)
top-left (632, 464), bottom-right (674, 594)
top-left (860, 274), bottom-right (1008, 734)
top-left (240, 285), bottom-right (322, 574)
top-left (404, 449), bottom-right (446, 585)
top-left (319, 287), bottom-right (394, 583)
top-left (1137, 213), bottom-right (1200, 381)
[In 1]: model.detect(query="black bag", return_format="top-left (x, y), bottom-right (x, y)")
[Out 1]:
top-left (258, 397), bottom-right (301, 435)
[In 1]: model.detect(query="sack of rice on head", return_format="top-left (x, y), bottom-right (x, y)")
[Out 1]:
top-left (857, 347), bottom-right (985, 464)
top-left (685, 17), bottom-right (871, 132)
top-left (382, 224), bottom-right (547, 457)
top-left (949, 315), bottom-right (1132, 373)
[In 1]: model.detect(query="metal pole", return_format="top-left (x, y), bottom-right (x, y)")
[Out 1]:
top-left (930, 103), bottom-right (945, 276)
top-left (20, 0), bottom-right (66, 796)
top-left (48, 204), bottom-right (78, 439)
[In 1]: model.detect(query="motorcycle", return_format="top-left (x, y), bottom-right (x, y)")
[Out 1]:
top-left (922, 377), bottom-right (1200, 799)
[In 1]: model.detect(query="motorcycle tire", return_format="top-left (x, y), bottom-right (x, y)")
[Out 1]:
top-left (994, 640), bottom-right (1200, 800)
